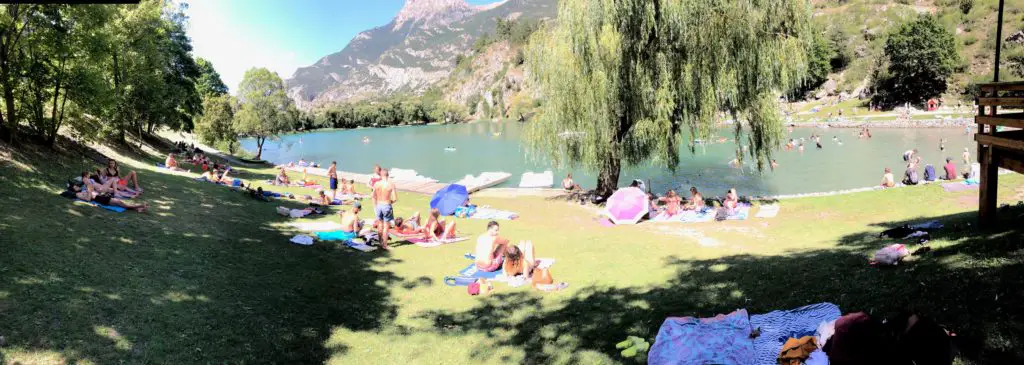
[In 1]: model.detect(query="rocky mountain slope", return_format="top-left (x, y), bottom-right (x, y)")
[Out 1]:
top-left (285, 0), bottom-right (556, 110)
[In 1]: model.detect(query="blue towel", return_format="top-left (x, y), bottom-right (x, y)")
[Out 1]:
top-left (75, 199), bottom-right (126, 213)
top-left (232, 178), bottom-right (243, 187)
top-left (457, 262), bottom-right (502, 279)
top-left (316, 230), bottom-right (357, 241)
top-left (748, 302), bottom-right (841, 365)
top-left (262, 191), bottom-right (282, 198)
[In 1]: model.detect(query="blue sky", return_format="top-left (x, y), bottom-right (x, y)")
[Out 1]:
top-left (185, 0), bottom-right (501, 93)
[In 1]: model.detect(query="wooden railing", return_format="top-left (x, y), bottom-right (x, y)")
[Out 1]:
top-left (973, 81), bottom-right (1024, 226)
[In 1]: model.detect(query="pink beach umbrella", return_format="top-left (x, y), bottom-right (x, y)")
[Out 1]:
top-left (604, 187), bottom-right (650, 225)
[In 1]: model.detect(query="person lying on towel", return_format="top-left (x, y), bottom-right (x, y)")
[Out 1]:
top-left (73, 179), bottom-right (148, 212)
top-left (424, 208), bottom-right (457, 241)
top-left (392, 212), bottom-right (423, 235)
top-left (80, 172), bottom-right (135, 198)
top-left (502, 240), bottom-right (539, 277)
top-left (475, 221), bottom-right (509, 272)
top-left (200, 167), bottom-right (231, 184)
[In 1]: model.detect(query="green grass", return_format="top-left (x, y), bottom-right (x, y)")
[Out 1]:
top-left (2, 137), bottom-right (1023, 364)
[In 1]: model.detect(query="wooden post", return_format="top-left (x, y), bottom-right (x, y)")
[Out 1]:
top-left (978, 94), bottom-right (999, 228)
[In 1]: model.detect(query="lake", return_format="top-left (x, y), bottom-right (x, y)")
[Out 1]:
top-left (240, 121), bottom-right (976, 197)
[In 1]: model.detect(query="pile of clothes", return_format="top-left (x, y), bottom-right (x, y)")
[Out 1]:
top-left (648, 303), bottom-right (956, 365)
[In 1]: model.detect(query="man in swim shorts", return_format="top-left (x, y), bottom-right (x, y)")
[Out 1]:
top-left (328, 161), bottom-right (338, 200)
top-left (475, 221), bottom-right (509, 272)
top-left (372, 168), bottom-right (397, 250)
top-left (337, 202), bottom-right (362, 240)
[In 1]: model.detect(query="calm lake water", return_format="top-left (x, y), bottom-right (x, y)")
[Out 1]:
top-left (240, 121), bottom-right (976, 196)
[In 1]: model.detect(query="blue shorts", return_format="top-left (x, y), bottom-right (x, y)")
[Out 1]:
top-left (329, 177), bottom-right (338, 190)
top-left (375, 203), bottom-right (394, 224)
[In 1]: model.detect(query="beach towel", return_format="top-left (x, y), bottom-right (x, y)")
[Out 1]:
top-left (941, 182), bottom-right (977, 192)
top-left (755, 204), bottom-right (780, 218)
top-left (455, 255), bottom-right (556, 280)
top-left (288, 221), bottom-right (345, 232)
top-left (290, 235), bottom-right (314, 246)
top-left (470, 207), bottom-right (519, 220)
top-left (722, 205), bottom-right (751, 221)
top-left (650, 211), bottom-right (684, 222)
top-left (648, 309), bottom-right (755, 365)
top-left (679, 208), bottom-right (716, 223)
top-left (316, 230), bottom-right (358, 241)
top-left (748, 302), bottom-right (842, 365)
top-left (409, 236), bottom-right (469, 248)
top-left (262, 190), bottom-right (283, 198)
top-left (343, 240), bottom-right (377, 252)
top-left (74, 199), bottom-right (126, 213)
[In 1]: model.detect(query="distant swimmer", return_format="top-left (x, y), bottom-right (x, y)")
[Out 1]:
top-left (816, 141), bottom-right (823, 149)
top-left (940, 138), bottom-right (946, 152)
top-left (492, 132), bottom-right (501, 137)
top-left (770, 159), bottom-right (779, 169)
top-left (444, 146), bottom-right (456, 152)
top-left (362, 137), bottom-right (371, 144)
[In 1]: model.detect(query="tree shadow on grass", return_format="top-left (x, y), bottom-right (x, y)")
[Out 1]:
top-left (419, 208), bottom-right (1024, 365)
top-left (0, 143), bottom-right (407, 363)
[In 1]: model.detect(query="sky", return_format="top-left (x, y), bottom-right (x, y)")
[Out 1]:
top-left (185, 0), bottom-right (500, 94)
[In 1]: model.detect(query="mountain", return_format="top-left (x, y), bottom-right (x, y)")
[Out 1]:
top-left (285, 0), bottom-right (557, 109)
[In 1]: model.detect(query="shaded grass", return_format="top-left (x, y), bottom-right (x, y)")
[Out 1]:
top-left (1, 138), bottom-right (1023, 364)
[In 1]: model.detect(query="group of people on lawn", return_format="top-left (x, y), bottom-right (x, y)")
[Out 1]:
top-left (882, 148), bottom-right (973, 188)
top-left (71, 159), bottom-right (149, 212)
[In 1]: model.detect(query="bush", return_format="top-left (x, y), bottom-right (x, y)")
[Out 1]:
top-left (963, 34), bottom-right (978, 46)
top-left (960, 0), bottom-right (974, 14)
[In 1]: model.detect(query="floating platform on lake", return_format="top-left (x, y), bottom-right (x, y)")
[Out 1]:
top-left (282, 166), bottom-right (507, 195)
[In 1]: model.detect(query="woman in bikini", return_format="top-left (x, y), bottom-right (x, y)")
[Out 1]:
top-left (74, 180), bottom-right (148, 212)
top-left (502, 240), bottom-right (538, 277)
top-left (392, 212), bottom-right (423, 235)
top-left (423, 208), bottom-right (456, 241)
top-left (723, 188), bottom-right (739, 212)
top-left (656, 190), bottom-right (683, 216)
top-left (99, 159), bottom-right (142, 192)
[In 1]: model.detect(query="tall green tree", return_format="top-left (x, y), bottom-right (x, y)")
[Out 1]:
top-left (233, 67), bottom-right (292, 159)
top-left (194, 94), bottom-right (236, 153)
top-left (195, 57), bottom-right (228, 97)
top-left (526, 0), bottom-right (812, 196)
top-left (879, 14), bottom-right (958, 106)
top-left (0, 4), bottom-right (38, 141)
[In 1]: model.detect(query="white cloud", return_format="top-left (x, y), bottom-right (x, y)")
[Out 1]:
top-left (185, 1), bottom-right (302, 94)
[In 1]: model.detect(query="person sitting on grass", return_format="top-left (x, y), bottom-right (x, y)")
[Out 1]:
top-left (337, 202), bottom-right (362, 239)
top-left (80, 172), bottom-right (130, 197)
top-left (424, 208), bottom-right (457, 241)
top-left (275, 168), bottom-right (290, 185)
top-left (98, 159), bottom-right (142, 193)
top-left (165, 153), bottom-right (187, 172)
top-left (562, 173), bottom-right (582, 192)
top-left (943, 157), bottom-right (957, 180)
top-left (683, 186), bottom-right (705, 211)
top-left (475, 220), bottom-right (509, 272)
top-left (723, 188), bottom-right (739, 213)
top-left (503, 240), bottom-right (539, 277)
top-left (655, 190), bottom-right (683, 216)
top-left (902, 163), bottom-right (920, 186)
top-left (73, 179), bottom-right (148, 212)
top-left (317, 189), bottom-right (332, 205)
top-left (881, 167), bottom-right (896, 188)
top-left (200, 166), bottom-right (231, 184)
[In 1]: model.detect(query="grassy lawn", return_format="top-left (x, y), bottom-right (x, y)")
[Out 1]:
top-left (2, 138), bottom-right (1023, 364)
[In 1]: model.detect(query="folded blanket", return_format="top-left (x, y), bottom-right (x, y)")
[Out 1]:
top-left (748, 302), bottom-right (841, 365)
top-left (74, 199), bottom-right (126, 213)
top-left (754, 204), bottom-right (780, 218)
top-left (409, 236), bottom-right (469, 248)
top-left (470, 207), bottom-right (519, 220)
top-left (648, 309), bottom-right (755, 365)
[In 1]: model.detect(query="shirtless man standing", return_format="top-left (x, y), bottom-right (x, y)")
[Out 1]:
top-left (475, 221), bottom-right (509, 272)
top-left (328, 161), bottom-right (338, 200)
top-left (372, 168), bottom-right (397, 250)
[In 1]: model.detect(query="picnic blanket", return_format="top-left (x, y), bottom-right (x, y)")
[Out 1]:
top-left (316, 230), bottom-right (358, 241)
top-left (679, 208), bottom-right (716, 223)
top-left (470, 207), bottom-right (519, 220)
top-left (648, 309), bottom-right (755, 365)
top-left (748, 302), bottom-right (841, 365)
top-left (650, 211), bottom-right (684, 222)
top-left (408, 236), bottom-right (470, 248)
top-left (754, 204), bottom-right (780, 218)
top-left (941, 181), bottom-right (978, 192)
top-left (454, 255), bottom-right (556, 280)
top-left (722, 205), bottom-right (751, 221)
top-left (74, 199), bottom-right (126, 212)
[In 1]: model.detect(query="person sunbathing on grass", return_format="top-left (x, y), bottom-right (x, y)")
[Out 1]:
top-left (317, 189), bottom-right (332, 206)
top-left (80, 172), bottom-right (129, 197)
top-left (392, 212), bottom-right (423, 235)
top-left (73, 180), bottom-right (148, 212)
top-left (502, 240), bottom-right (538, 277)
top-left (475, 220), bottom-right (509, 272)
top-left (165, 153), bottom-right (187, 172)
top-left (99, 159), bottom-right (143, 193)
top-left (200, 167), bottom-right (231, 184)
top-left (275, 168), bottom-right (290, 185)
top-left (683, 186), bottom-right (705, 211)
top-left (723, 188), bottom-right (739, 212)
top-left (424, 208), bottom-right (457, 241)
top-left (655, 190), bottom-right (683, 216)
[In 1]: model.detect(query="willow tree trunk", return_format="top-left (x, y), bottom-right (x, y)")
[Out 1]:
top-left (595, 151), bottom-right (621, 198)
top-left (255, 136), bottom-right (265, 160)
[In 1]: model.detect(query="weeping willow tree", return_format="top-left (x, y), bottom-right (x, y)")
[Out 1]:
top-left (526, 0), bottom-right (813, 196)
